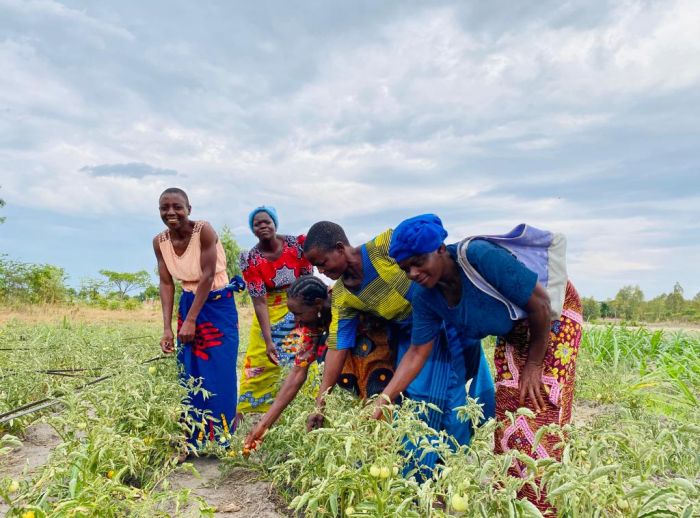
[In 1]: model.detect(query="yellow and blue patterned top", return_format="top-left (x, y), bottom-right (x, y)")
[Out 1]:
top-left (327, 229), bottom-right (416, 350)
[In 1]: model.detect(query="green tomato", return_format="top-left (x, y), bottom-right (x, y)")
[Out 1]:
top-left (451, 494), bottom-right (468, 512)
top-left (345, 506), bottom-right (355, 516)
top-left (369, 465), bottom-right (381, 478)
top-left (379, 466), bottom-right (391, 479)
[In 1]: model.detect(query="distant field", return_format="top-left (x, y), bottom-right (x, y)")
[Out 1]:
top-left (0, 303), bottom-right (255, 327)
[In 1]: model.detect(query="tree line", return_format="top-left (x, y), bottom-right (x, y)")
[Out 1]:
top-left (0, 226), bottom-right (250, 309)
top-left (581, 283), bottom-right (700, 323)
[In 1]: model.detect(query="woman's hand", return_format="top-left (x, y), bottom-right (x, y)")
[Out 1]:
top-left (519, 361), bottom-right (547, 412)
top-left (244, 421), bottom-right (268, 449)
top-left (160, 329), bottom-right (175, 354)
top-left (370, 405), bottom-right (385, 421)
top-left (266, 340), bottom-right (280, 365)
top-left (178, 319), bottom-right (196, 345)
top-left (370, 394), bottom-right (391, 421)
top-left (306, 412), bottom-right (324, 431)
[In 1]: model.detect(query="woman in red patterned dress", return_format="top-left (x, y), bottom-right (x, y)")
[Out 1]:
top-left (237, 206), bottom-right (313, 415)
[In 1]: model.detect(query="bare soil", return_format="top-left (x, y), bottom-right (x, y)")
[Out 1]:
top-left (571, 401), bottom-right (619, 427)
top-left (0, 422), bottom-right (62, 515)
top-left (168, 459), bottom-right (288, 517)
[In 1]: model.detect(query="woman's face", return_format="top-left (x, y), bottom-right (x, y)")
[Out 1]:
top-left (397, 250), bottom-right (443, 289)
top-left (304, 245), bottom-right (347, 280)
top-left (287, 296), bottom-right (321, 327)
top-left (159, 193), bottom-right (190, 231)
top-left (252, 211), bottom-right (276, 241)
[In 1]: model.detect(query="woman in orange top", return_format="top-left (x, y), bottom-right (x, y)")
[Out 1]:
top-left (154, 187), bottom-right (242, 451)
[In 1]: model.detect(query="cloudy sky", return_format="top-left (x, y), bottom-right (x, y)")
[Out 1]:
top-left (1, 0), bottom-right (698, 299)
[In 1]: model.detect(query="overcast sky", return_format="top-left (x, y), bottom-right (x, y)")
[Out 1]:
top-left (1, 0), bottom-right (698, 300)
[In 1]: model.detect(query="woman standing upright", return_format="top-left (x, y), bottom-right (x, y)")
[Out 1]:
top-left (237, 206), bottom-right (313, 415)
top-left (153, 187), bottom-right (241, 451)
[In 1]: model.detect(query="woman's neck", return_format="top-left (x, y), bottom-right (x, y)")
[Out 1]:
top-left (342, 246), bottom-right (364, 288)
top-left (258, 234), bottom-right (280, 252)
top-left (169, 220), bottom-right (195, 240)
top-left (319, 300), bottom-right (333, 330)
top-left (436, 254), bottom-right (462, 305)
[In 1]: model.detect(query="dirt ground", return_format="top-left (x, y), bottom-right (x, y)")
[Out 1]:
top-left (169, 459), bottom-right (287, 517)
top-left (0, 422), bottom-right (62, 515)
top-left (0, 421), bottom-right (288, 517)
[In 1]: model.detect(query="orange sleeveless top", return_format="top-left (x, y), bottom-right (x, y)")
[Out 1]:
top-left (157, 220), bottom-right (229, 292)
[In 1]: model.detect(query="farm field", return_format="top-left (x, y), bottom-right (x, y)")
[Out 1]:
top-left (1, 308), bottom-right (699, 517)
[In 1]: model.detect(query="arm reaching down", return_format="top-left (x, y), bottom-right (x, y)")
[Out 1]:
top-left (246, 364), bottom-right (310, 447)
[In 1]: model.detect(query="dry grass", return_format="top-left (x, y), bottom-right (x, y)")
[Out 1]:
top-left (0, 303), bottom-right (255, 327)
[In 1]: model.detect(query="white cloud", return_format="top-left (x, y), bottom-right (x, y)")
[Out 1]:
top-left (0, 0), bottom-right (134, 41)
top-left (0, 0), bottom-right (698, 298)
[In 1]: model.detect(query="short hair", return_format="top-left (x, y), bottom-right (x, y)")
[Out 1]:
top-left (160, 187), bottom-right (189, 205)
top-left (287, 275), bottom-right (329, 306)
top-left (304, 221), bottom-right (349, 253)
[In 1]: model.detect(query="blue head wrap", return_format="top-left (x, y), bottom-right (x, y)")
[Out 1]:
top-left (389, 214), bottom-right (448, 263)
top-left (248, 206), bottom-right (279, 233)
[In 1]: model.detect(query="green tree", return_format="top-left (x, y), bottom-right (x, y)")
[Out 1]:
top-left (219, 225), bottom-right (250, 305)
top-left (581, 296), bottom-right (600, 321)
top-left (644, 294), bottom-right (667, 322)
top-left (219, 225), bottom-right (243, 279)
top-left (665, 282), bottom-right (685, 317)
top-left (0, 257), bottom-right (67, 303)
top-left (78, 278), bottom-right (106, 303)
top-left (25, 264), bottom-right (68, 303)
top-left (599, 301), bottom-right (613, 318)
top-left (613, 285), bottom-right (644, 321)
top-left (139, 283), bottom-right (160, 301)
top-left (99, 269), bottom-right (151, 300)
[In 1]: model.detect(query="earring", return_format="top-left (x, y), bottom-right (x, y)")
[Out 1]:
top-left (317, 311), bottom-right (322, 318)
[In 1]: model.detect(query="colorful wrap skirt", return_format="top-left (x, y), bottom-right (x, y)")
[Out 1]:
top-left (238, 290), bottom-right (296, 413)
top-left (177, 283), bottom-right (240, 448)
top-left (400, 323), bottom-right (496, 478)
top-left (335, 314), bottom-right (397, 399)
top-left (494, 280), bottom-right (583, 511)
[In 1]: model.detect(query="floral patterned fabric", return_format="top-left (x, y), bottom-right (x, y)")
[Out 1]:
top-left (239, 235), bottom-right (312, 298)
top-left (494, 281), bottom-right (583, 512)
top-left (280, 326), bottom-right (328, 368)
top-left (237, 290), bottom-right (296, 414)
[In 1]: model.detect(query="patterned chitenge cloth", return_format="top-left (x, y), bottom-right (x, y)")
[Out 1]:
top-left (494, 281), bottom-right (583, 512)
top-left (237, 234), bottom-right (312, 414)
top-left (177, 283), bottom-right (241, 448)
